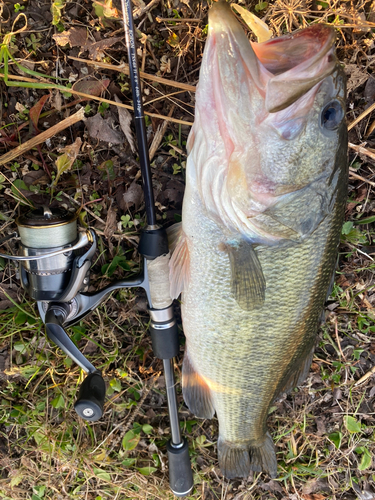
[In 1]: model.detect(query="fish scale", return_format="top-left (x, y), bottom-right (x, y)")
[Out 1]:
top-left (169, 0), bottom-right (348, 479)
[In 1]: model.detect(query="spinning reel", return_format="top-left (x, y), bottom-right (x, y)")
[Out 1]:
top-left (1, 206), bottom-right (162, 422)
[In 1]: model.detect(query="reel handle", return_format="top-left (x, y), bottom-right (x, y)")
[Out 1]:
top-left (74, 372), bottom-right (106, 421)
top-left (45, 303), bottom-right (106, 421)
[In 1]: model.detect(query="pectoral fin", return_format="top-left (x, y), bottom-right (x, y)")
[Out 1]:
top-left (227, 240), bottom-right (266, 311)
top-left (167, 223), bottom-right (190, 299)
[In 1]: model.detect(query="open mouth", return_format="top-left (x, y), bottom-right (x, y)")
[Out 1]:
top-left (208, 1), bottom-right (337, 113)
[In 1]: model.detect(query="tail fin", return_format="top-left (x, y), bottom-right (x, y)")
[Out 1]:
top-left (218, 432), bottom-right (277, 479)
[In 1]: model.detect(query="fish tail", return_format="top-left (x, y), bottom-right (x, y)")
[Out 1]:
top-left (218, 433), bottom-right (277, 479)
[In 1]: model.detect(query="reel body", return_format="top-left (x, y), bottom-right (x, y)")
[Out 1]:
top-left (17, 207), bottom-right (81, 301)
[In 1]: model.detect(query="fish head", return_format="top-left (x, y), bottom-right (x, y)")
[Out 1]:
top-left (189, 0), bottom-right (347, 241)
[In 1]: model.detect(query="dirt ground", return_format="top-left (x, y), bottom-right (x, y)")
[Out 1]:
top-left (0, 0), bottom-right (375, 499)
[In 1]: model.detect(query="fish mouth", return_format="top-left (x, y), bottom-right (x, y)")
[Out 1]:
top-left (208, 1), bottom-right (337, 113)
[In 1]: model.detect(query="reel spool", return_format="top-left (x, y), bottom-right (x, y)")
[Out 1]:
top-left (16, 206), bottom-right (79, 301)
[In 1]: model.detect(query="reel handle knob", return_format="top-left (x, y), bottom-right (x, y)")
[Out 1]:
top-left (167, 438), bottom-right (194, 497)
top-left (74, 372), bottom-right (106, 422)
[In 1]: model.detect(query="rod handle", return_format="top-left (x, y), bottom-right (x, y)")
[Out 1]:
top-left (167, 438), bottom-right (194, 497)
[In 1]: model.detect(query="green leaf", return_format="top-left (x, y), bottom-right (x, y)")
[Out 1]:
top-left (358, 448), bottom-right (372, 470)
top-left (14, 341), bottom-right (27, 353)
top-left (355, 215), bottom-right (375, 224)
top-left (352, 349), bottom-right (364, 361)
top-left (93, 468), bottom-right (111, 481)
top-left (344, 415), bottom-right (361, 433)
top-left (14, 310), bottom-right (28, 325)
top-left (135, 466), bottom-right (157, 476)
top-left (196, 435), bottom-right (206, 445)
top-left (32, 485), bottom-right (46, 498)
top-left (328, 431), bottom-right (342, 449)
top-left (51, 394), bottom-right (65, 409)
top-left (122, 430), bottom-right (140, 451)
top-left (342, 221), bottom-right (353, 235)
top-left (11, 179), bottom-right (30, 205)
top-left (122, 458), bottom-right (136, 467)
top-left (255, 1), bottom-right (268, 12)
top-left (142, 424), bottom-right (153, 435)
top-left (109, 378), bottom-right (122, 392)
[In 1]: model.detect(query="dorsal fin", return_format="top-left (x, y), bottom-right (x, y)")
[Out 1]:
top-left (167, 223), bottom-right (190, 299)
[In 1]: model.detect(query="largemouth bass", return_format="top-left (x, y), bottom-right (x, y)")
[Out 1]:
top-left (169, 0), bottom-right (347, 479)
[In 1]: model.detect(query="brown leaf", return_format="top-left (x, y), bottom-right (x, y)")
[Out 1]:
top-left (121, 181), bottom-right (143, 211)
top-left (86, 114), bottom-right (123, 144)
top-left (259, 480), bottom-right (284, 493)
top-left (72, 79), bottom-right (110, 98)
top-left (301, 495), bottom-right (327, 500)
top-left (53, 27), bottom-right (88, 48)
top-left (84, 36), bottom-right (123, 60)
top-left (104, 204), bottom-right (117, 240)
top-left (29, 95), bottom-right (49, 133)
top-left (302, 479), bottom-right (330, 495)
top-left (114, 95), bottom-right (136, 153)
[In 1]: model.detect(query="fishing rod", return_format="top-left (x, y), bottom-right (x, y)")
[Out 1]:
top-left (120, 0), bottom-right (193, 495)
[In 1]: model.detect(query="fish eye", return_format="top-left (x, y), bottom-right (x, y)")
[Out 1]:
top-left (321, 100), bottom-right (344, 131)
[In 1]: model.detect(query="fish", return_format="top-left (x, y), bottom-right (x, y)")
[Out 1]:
top-left (168, 0), bottom-right (348, 479)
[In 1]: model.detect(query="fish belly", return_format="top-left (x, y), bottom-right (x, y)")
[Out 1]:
top-left (181, 194), bottom-right (343, 478)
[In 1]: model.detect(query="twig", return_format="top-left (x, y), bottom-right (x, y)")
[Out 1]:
top-left (149, 104), bottom-right (176, 160)
top-left (61, 192), bottom-right (105, 225)
top-left (133, 0), bottom-right (159, 19)
top-left (354, 365), bottom-right (375, 386)
top-left (348, 102), bottom-right (375, 131)
top-left (1, 71), bottom-right (194, 126)
top-left (334, 316), bottom-right (346, 361)
top-left (67, 56), bottom-right (197, 93)
top-left (349, 143), bottom-right (375, 162)
top-left (348, 168), bottom-right (375, 188)
top-left (0, 108), bottom-right (85, 166)
top-left (156, 17), bottom-right (201, 22)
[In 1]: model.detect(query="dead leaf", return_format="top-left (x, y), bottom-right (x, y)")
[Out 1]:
top-left (29, 95), bottom-right (49, 133)
top-left (302, 479), bottom-right (331, 495)
top-left (114, 95), bottom-right (136, 153)
top-left (346, 64), bottom-right (369, 93)
top-left (86, 114), bottom-right (123, 144)
top-left (104, 204), bottom-right (117, 240)
top-left (301, 495), bottom-right (327, 500)
top-left (53, 27), bottom-right (88, 48)
top-left (72, 79), bottom-right (110, 97)
top-left (54, 137), bottom-right (82, 185)
top-left (364, 76), bottom-right (375, 106)
top-left (315, 416), bottom-right (327, 436)
top-left (259, 480), bottom-right (284, 493)
top-left (120, 181), bottom-right (143, 211)
top-left (84, 36), bottom-right (123, 60)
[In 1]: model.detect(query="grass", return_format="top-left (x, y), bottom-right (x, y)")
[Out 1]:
top-left (0, 0), bottom-right (375, 498)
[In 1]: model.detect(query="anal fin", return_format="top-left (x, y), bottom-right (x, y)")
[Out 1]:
top-left (182, 350), bottom-right (215, 419)
top-left (227, 240), bottom-right (266, 311)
